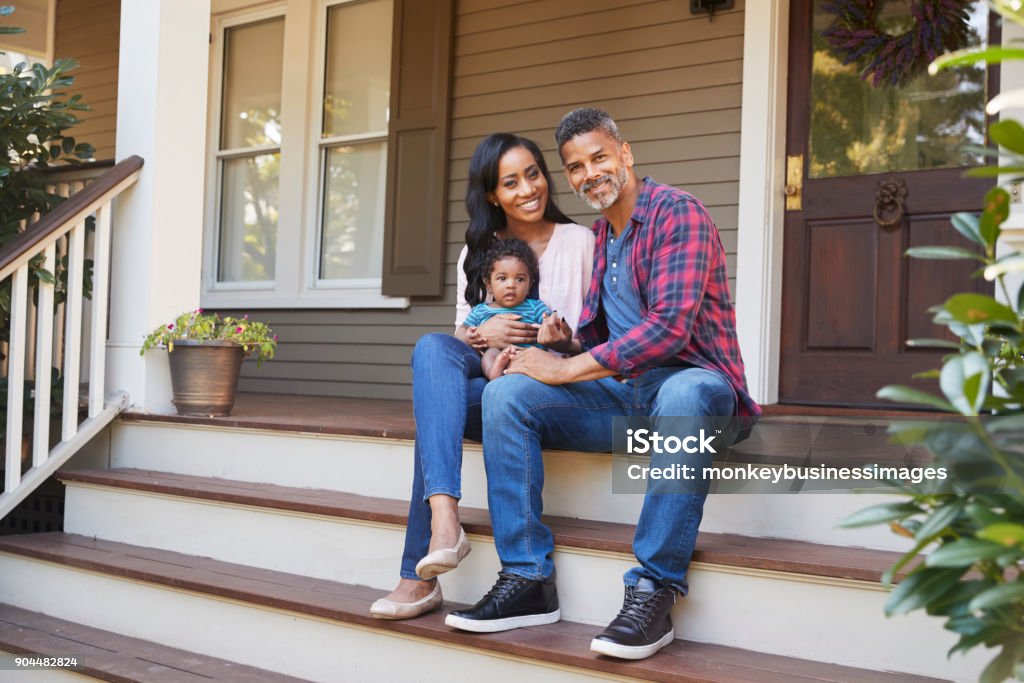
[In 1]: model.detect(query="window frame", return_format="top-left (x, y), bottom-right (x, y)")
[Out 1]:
top-left (306, 0), bottom-right (394, 293)
top-left (202, 0), bottom-right (409, 310)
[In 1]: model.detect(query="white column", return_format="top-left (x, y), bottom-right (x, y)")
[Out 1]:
top-left (734, 0), bottom-right (789, 406)
top-left (108, 0), bottom-right (211, 413)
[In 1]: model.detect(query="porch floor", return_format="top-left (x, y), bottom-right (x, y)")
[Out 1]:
top-left (123, 392), bottom-right (418, 439)
top-left (120, 393), bottom-right (935, 467)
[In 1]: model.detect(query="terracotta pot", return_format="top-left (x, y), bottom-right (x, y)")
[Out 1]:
top-left (167, 340), bottom-right (245, 417)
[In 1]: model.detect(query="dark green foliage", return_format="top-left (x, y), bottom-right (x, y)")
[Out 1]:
top-left (0, 7), bottom-right (94, 441)
top-left (0, 55), bottom-right (95, 344)
top-left (843, 113), bottom-right (1024, 683)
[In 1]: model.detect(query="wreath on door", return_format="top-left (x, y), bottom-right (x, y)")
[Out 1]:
top-left (821, 0), bottom-right (974, 87)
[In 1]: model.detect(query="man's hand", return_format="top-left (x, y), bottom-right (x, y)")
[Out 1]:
top-left (504, 347), bottom-right (569, 384)
top-left (506, 348), bottom-right (618, 385)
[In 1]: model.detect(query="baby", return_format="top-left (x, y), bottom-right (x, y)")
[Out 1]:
top-left (457, 239), bottom-right (572, 380)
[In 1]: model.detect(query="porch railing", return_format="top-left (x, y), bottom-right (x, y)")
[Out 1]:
top-left (2, 161), bottom-right (117, 386)
top-left (0, 156), bottom-right (144, 519)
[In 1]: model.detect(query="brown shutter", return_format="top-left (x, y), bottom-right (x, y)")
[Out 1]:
top-left (381, 0), bottom-right (454, 296)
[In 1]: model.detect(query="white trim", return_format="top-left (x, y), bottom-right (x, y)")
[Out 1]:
top-left (201, 287), bottom-right (409, 309)
top-left (216, 143), bottom-right (281, 159)
top-left (734, 0), bottom-right (790, 406)
top-left (306, 0), bottom-right (398, 300)
top-left (313, 276), bottom-right (384, 289)
top-left (273, 0), bottom-right (315, 303)
top-left (319, 131), bottom-right (388, 147)
top-left (204, 4), bottom-right (287, 297)
top-left (111, 0), bottom-right (211, 413)
top-left (207, 279), bottom-right (275, 291)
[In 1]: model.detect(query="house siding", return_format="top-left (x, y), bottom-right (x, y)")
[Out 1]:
top-left (238, 0), bottom-right (745, 400)
top-left (55, 0), bottom-right (120, 160)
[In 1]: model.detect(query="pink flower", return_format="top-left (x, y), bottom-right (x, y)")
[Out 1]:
top-left (236, 326), bottom-right (244, 333)
top-left (273, 335), bottom-right (279, 341)
top-left (167, 324), bottom-right (174, 330)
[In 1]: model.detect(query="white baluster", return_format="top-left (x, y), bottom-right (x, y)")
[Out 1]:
top-left (33, 243), bottom-right (56, 467)
top-left (88, 204), bottom-right (112, 418)
top-left (25, 284), bottom-right (37, 384)
top-left (53, 235), bottom-right (66, 371)
top-left (5, 265), bottom-right (29, 492)
top-left (62, 222), bottom-right (86, 441)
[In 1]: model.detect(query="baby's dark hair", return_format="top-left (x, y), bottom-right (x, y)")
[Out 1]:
top-left (483, 238), bottom-right (539, 285)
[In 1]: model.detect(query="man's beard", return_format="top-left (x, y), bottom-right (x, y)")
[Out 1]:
top-left (574, 165), bottom-right (629, 211)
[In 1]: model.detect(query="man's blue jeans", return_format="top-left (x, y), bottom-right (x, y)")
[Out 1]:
top-left (481, 366), bottom-right (736, 594)
top-left (400, 333), bottom-right (485, 580)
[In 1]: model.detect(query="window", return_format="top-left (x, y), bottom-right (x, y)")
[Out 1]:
top-left (204, 0), bottom-right (405, 308)
top-left (215, 17), bottom-right (283, 286)
top-left (317, 0), bottom-right (392, 285)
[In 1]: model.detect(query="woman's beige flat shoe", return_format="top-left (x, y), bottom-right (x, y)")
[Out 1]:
top-left (415, 527), bottom-right (471, 579)
top-left (369, 583), bottom-right (443, 620)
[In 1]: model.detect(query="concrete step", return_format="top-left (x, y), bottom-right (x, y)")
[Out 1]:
top-left (0, 533), bottom-right (946, 683)
top-left (92, 419), bottom-right (907, 552)
top-left (57, 468), bottom-right (985, 680)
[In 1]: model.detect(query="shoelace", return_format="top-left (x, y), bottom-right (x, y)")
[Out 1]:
top-left (616, 586), bottom-right (667, 628)
top-left (484, 572), bottom-right (530, 605)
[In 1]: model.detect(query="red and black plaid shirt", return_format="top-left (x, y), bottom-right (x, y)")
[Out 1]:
top-left (577, 177), bottom-right (760, 419)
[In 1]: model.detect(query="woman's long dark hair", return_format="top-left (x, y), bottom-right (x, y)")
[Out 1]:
top-left (463, 134), bottom-right (573, 306)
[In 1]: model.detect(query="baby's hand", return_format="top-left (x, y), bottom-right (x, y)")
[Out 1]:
top-left (537, 311), bottom-right (572, 352)
top-left (463, 326), bottom-right (489, 352)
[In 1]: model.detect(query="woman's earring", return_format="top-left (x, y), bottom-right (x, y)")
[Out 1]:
top-left (492, 202), bottom-right (499, 207)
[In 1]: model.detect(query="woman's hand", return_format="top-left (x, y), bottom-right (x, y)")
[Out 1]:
top-left (476, 314), bottom-right (538, 348)
top-left (537, 311), bottom-right (573, 353)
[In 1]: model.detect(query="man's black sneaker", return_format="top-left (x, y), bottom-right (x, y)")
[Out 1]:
top-left (590, 577), bottom-right (676, 660)
top-left (445, 571), bottom-right (560, 633)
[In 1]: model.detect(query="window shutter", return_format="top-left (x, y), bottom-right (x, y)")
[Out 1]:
top-left (381, 0), bottom-right (454, 296)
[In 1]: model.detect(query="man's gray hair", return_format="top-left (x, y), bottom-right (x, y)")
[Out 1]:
top-left (555, 108), bottom-right (623, 158)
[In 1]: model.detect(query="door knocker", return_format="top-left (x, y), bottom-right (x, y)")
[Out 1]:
top-left (874, 178), bottom-right (908, 231)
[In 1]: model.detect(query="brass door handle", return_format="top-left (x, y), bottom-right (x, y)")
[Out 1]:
top-left (785, 155), bottom-right (803, 210)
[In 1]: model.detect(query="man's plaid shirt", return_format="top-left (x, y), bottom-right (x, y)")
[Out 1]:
top-left (577, 176), bottom-right (760, 419)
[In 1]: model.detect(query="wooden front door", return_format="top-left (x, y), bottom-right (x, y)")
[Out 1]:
top-left (779, 0), bottom-right (996, 407)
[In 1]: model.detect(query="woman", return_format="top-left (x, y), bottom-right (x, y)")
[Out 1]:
top-left (370, 133), bottom-right (594, 619)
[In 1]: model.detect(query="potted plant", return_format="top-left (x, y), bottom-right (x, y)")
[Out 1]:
top-left (140, 309), bottom-right (277, 416)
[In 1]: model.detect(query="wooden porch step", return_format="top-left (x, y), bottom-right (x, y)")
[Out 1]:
top-left (0, 602), bottom-right (308, 682)
top-left (59, 468), bottom-right (910, 584)
top-left (119, 393), bottom-right (933, 467)
top-left (0, 533), bottom-right (941, 683)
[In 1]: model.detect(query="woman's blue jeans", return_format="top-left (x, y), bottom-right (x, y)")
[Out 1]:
top-left (400, 333), bottom-right (485, 580)
top-left (480, 366), bottom-right (737, 594)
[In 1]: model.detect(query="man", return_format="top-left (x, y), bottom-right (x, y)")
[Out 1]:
top-left (445, 108), bottom-right (760, 660)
